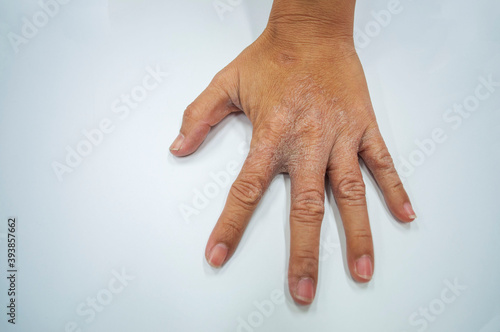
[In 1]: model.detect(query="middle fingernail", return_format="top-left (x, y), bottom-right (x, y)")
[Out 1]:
top-left (355, 255), bottom-right (373, 280)
top-left (295, 277), bottom-right (315, 304)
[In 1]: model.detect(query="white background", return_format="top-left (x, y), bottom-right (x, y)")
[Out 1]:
top-left (0, 0), bottom-right (499, 331)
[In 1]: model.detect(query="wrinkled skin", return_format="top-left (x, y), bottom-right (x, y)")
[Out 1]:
top-left (170, 26), bottom-right (416, 305)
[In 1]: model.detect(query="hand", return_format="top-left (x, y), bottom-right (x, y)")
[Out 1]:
top-left (170, 12), bottom-right (416, 305)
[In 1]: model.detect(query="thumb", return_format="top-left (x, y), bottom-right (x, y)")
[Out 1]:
top-left (170, 69), bottom-right (239, 156)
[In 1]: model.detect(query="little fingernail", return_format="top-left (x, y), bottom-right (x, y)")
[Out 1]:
top-left (294, 277), bottom-right (315, 304)
top-left (169, 133), bottom-right (185, 152)
top-left (208, 243), bottom-right (228, 268)
top-left (403, 202), bottom-right (417, 220)
top-left (355, 255), bottom-right (373, 280)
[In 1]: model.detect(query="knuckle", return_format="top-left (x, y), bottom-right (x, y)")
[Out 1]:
top-left (372, 149), bottom-right (396, 174)
top-left (247, 142), bottom-right (279, 165)
top-left (210, 74), bottom-right (225, 92)
top-left (390, 180), bottom-right (404, 192)
top-left (257, 118), bottom-right (288, 139)
top-left (297, 112), bottom-right (324, 135)
top-left (230, 177), bottom-right (263, 209)
top-left (335, 172), bottom-right (366, 203)
top-left (290, 248), bottom-right (319, 272)
top-left (210, 67), bottom-right (236, 94)
top-left (349, 228), bottom-right (373, 243)
top-left (368, 148), bottom-right (406, 192)
top-left (221, 218), bottom-right (243, 239)
top-left (291, 189), bottom-right (325, 221)
top-left (183, 104), bottom-right (200, 122)
top-left (211, 71), bottom-right (224, 84)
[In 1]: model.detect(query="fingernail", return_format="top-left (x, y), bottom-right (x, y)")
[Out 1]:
top-left (169, 133), bottom-right (184, 152)
top-left (208, 243), bottom-right (228, 268)
top-left (294, 277), bottom-right (315, 304)
top-left (403, 202), bottom-right (417, 220)
top-left (355, 255), bottom-right (373, 280)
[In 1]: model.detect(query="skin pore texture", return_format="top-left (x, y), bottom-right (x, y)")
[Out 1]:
top-left (170, 0), bottom-right (416, 305)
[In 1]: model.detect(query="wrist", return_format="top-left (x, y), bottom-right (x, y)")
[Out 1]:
top-left (268, 0), bottom-right (355, 39)
top-left (264, 0), bottom-right (356, 58)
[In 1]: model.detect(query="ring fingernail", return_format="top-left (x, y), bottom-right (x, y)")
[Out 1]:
top-left (208, 243), bottom-right (228, 268)
top-left (295, 277), bottom-right (315, 304)
top-left (355, 255), bottom-right (373, 280)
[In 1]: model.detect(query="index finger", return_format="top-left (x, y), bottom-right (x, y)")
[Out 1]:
top-left (205, 141), bottom-right (278, 267)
